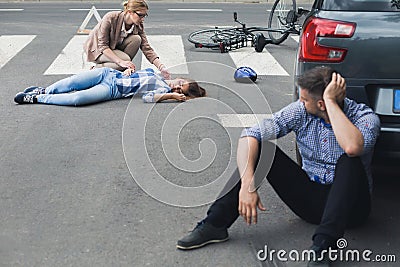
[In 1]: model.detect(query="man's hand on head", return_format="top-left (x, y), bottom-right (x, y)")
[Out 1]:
top-left (323, 72), bottom-right (346, 104)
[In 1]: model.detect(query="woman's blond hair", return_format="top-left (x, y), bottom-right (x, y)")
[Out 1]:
top-left (122, 0), bottom-right (149, 12)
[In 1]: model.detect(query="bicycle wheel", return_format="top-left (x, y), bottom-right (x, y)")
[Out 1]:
top-left (268, 0), bottom-right (296, 44)
top-left (188, 28), bottom-right (245, 50)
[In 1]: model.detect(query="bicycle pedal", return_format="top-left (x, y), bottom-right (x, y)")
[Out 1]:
top-left (286, 10), bottom-right (298, 24)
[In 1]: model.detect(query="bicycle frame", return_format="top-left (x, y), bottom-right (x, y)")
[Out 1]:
top-left (188, 7), bottom-right (309, 53)
top-left (233, 11), bottom-right (298, 37)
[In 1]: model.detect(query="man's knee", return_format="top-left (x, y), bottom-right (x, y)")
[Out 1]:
top-left (336, 154), bottom-right (364, 174)
top-left (334, 154), bottom-right (368, 190)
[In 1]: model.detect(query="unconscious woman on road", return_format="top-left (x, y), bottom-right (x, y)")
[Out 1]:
top-left (13, 68), bottom-right (206, 106)
top-left (84, 0), bottom-right (170, 79)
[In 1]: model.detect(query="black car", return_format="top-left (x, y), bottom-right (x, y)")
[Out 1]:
top-left (294, 0), bottom-right (400, 161)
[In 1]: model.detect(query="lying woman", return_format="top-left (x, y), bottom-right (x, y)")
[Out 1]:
top-left (14, 68), bottom-right (206, 106)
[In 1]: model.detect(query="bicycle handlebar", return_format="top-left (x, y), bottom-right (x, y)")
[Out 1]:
top-left (233, 12), bottom-right (246, 28)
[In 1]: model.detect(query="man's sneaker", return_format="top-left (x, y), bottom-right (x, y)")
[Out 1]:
top-left (23, 86), bottom-right (46, 95)
top-left (177, 221), bottom-right (229, 250)
top-left (14, 92), bottom-right (37, 104)
top-left (307, 244), bottom-right (331, 267)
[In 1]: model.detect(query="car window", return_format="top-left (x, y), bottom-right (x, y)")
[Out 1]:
top-left (321, 0), bottom-right (400, 11)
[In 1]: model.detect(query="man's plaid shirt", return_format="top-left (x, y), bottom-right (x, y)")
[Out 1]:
top-left (241, 99), bottom-right (380, 186)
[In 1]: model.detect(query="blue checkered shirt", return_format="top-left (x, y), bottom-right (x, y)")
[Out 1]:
top-left (241, 99), bottom-right (380, 185)
top-left (114, 68), bottom-right (171, 102)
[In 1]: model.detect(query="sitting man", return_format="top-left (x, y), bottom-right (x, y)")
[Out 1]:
top-left (177, 66), bottom-right (380, 266)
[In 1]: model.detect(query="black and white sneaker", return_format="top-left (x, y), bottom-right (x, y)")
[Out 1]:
top-left (177, 221), bottom-right (229, 250)
top-left (14, 92), bottom-right (37, 104)
top-left (23, 86), bottom-right (46, 95)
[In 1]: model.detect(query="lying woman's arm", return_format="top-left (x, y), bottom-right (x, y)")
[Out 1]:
top-left (153, 93), bottom-right (186, 102)
top-left (142, 90), bottom-right (186, 103)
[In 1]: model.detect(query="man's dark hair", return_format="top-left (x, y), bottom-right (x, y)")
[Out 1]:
top-left (296, 66), bottom-right (336, 99)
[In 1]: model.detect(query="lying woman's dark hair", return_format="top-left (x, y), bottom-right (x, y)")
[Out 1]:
top-left (186, 79), bottom-right (206, 98)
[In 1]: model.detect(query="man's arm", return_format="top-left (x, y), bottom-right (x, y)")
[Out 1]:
top-left (237, 136), bottom-right (266, 225)
top-left (324, 73), bottom-right (364, 156)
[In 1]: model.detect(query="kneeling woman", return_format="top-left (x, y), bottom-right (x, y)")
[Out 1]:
top-left (14, 68), bottom-right (206, 106)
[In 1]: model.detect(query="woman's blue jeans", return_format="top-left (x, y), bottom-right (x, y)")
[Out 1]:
top-left (37, 68), bottom-right (122, 106)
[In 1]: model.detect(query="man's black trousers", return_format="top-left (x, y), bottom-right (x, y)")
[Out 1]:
top-left (204, 141), bottom-right (371, 240)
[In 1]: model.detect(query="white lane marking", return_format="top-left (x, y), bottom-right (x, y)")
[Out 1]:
top-left (168, 9), bottom-right (222, 12)
top-left (44, 35), bottom-right (93, 75)
top-left (291, 35), bottom-right (299, 43)
top-left (141, 35), bottom-right (188, 74)
top-left (69, 9), bottom-right (121, 11)
top-left (0, 9), bottom-right (24, 11)
top-left (229, 46), bottom-right (289, 76)
top-left (218, 114), bottom-right (272, 128)
top-left (0, 35), bottom-right (36, 69)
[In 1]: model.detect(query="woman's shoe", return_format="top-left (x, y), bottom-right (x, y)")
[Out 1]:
top-left (14, 93), bottom-right (37, 104)
top-left (23, 86), bottom-right (45, 95)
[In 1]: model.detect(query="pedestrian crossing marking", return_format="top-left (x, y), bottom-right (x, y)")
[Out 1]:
top-left (44, 35), bottom-right (93, 75)
top-left (291, 36), bottom-right (299, 43)
top-left (229, 47), bottom-right (289, 76)
top-left (140, 35), bottom-right (189, 74)
top-left (0, 35), bottom-right (36, 69)
top-left (2, 34), bottom-right (290, 76)
top-left (218, 114), bottom-right (272, 128)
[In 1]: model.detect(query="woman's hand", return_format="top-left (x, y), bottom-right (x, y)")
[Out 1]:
top-left (159, 65), bottom-right (171, 80)
top-left (118, 60), bottom-right (136, 70)
top-left (123, 68), bottom-right (135, 76)
top-left (171, 93), bottom-right (186, 101)
top-left (152, 93), bottom-right (186, 102)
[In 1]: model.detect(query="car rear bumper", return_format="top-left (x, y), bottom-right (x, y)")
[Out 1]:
top-left (375, 127), bottom-right (400, 159)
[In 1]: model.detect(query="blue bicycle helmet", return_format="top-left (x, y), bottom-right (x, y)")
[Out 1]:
top-left (234, 66), bottom-right (257, 83)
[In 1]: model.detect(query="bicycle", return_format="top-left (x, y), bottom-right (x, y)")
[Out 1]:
top-left (188, 0), bottom-right (309, 53)
top-left (268, 0), bottom-right (309, 44)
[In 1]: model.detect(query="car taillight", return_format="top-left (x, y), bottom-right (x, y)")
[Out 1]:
top-left (299, 18), bottom-right (356, 62)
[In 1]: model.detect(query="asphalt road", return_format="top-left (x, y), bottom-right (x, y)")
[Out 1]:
top-left (0, 2), bottom-right (398, 267)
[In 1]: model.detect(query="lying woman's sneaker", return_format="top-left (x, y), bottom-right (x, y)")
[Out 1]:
top-left (14, 93), bottom-right (38, 104)
top-left (23, 86), bottom-right (46, 95)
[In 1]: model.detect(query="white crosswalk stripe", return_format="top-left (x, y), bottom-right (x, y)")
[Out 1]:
top-left (229, 47), bottom-right (289, 76)
top-left (44, 35), bottom-right (93, 75)
top-left (217, 114), bottom-right (272, 128)
top-left (0, 35), bottom-right (36, 69)
top-left (140, 35), bottom-right (188, 74)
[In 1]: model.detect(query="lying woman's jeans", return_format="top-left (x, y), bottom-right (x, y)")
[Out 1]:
top-left (36, 68), bottom-right (122, 106)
